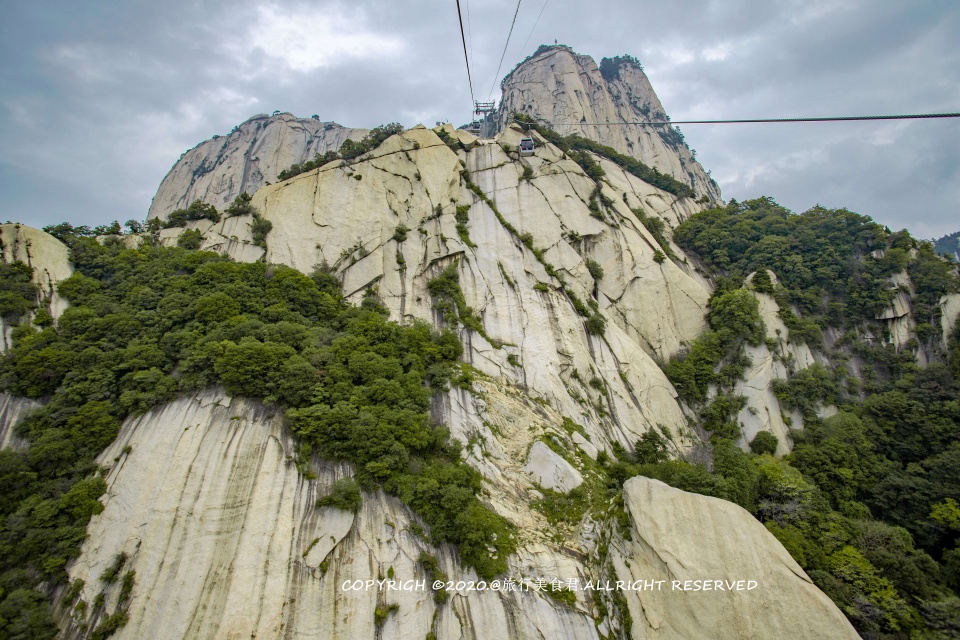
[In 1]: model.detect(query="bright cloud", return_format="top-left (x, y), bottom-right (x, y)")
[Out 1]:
top-left (701, 43), bottom-right (731, 62)
top-left (240, 4), bottom-right (405, 73)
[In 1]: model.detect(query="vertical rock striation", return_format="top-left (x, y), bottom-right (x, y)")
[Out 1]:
top-left (942, 292), bottom-right (960, 345)
top-left (57, 390), bottom-right (601, 640)
top-left (57, 391), bottom-right (861, 639)
top-left (733, 271), bottom-right (819, 453)
top-left (243, 124), bottom-right (708, 451)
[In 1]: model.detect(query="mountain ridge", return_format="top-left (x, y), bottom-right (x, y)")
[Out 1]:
top-left (148, 46), bottom-right (719, 223)
top-left (147, 112), bottom-right (368, 220)
top-left (1, 44), bottom-right (959, 640)
top-left (3, 120), bottom-right (959, 635)
top-left (934, 229), bottom-right (960, 260)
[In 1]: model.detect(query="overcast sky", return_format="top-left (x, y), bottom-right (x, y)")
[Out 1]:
top-left (1, 0), bottom-right (957, 238)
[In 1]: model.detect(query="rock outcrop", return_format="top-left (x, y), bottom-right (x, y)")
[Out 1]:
top-left (0, 223), bottom-right (73, 350)
top-left (156, 215), bottom-right (267, 263)
top-left (613, 476), bottom-right (861, 639)
top-left (147, 113), bottom-right (367, 221)
top-left (496, 46), bottom-right (721, 203)
top-left (941, 293), bottom-right (960, 345)
top-left (875, 270), bottom-right (916, 356)
top-left (733, 271), bottom-right (818, 453)
top-left (523, 441), bottom-right (584, 492)
top-left (0, 392), bottom-right (40, 451)
top-left (57, 389), bottom-right (601, 639)
top-left (28, 47), bottom-right (921, 639)
top-left (58, 390), bottom-right (861, 639)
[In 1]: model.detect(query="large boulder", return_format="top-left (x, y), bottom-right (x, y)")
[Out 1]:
top-left (613, 477), bottom-right (861, 639)
top-left (523, 441), bottom-right (583, 492)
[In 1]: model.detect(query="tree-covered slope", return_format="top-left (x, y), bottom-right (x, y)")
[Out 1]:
top-left (934, 230), bottom-right (960, 260)
top-left (635, 197), bottom-right (960, 638)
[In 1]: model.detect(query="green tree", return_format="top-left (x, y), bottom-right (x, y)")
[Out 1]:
top-left (712, 439), bottom-right (760, 513)
top-left (749, 431), bottom-right (779, 455)
top-left (708, 288), bottom-right (765, 346)
top-left (750, 268), bottom-right (775, 294)
top-left (214, 340), bottom-right (297, 401)
top-left (585, 258), bottom-right (604, 281)
top-left (633, 431), bottom-right (669, 464)
top-left (316, 478), bottom-right (362, 512)
top-left (165, 200), bottom-right (220, 228)
top-left (224, 192), bottom-right (255, 217)
top-left (177, 229), bottom-right (203, 249)
top-left (0, 262), bottom-right (37, 321)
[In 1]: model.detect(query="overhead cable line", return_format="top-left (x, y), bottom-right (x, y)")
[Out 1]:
top-left (488, 0), bottom-right (523, 100)
top-left (455, 0), bottom-right (476, 104)
top-left (515, 0), bottom-right (550, 72)
top-left (537, 113), bottom-right (960, 126)
top-left (465, 0), bottom-right (475, 76)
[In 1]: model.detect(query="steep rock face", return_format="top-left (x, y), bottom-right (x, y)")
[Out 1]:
top-left (148, 113), bottom-right (367, 221)
top-left (147, 48), bottom-right (717, 225)
top-left (496, 46), bottom-right (721, 202)
top-left (58, 390), bottom-right (860, 639)
top-left (733, 272), bottom-right (818, 453)
top-left (940, 293), bottom-right (960, 345)
top-left (0, 392), bottom-right (40, 450)
top-left (242, 124), bottom-right (709, 451)
top-left (613, 477), bottom-right (860, 639)
top-left (0, 224), bottom-right (73, 350)
top-left (57, 389), bottom-right (600, 640)
top-left (156, 215), bottom-right (267, 263)
top-left (875, 271), bottom-right (917, 358)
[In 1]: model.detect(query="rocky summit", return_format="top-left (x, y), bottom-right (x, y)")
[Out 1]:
top-left (2, 46), bottom-right (959, 640)
top-left (148, 46), bottom-right (718, 225)
top-left (496, 46), bottom-right (721, 203)
top-left (148, 113), bottom-right (367, 221)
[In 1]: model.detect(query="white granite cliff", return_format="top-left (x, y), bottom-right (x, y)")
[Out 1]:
top-left (55, 389), bottom-right (860, 640)
top-left (162, 123), bottom-right (710, 452)
top-left (40, 122), bottom-right (868, 638)
top-left (147, 113), bottom-right (368, 220)
top-left (496, 46), bottom-right (721, 203)
top-left (0, 392), bottom-right (39, 451)
top-left (147, 47), bottom-right (719, 225)
top-left (0, 223), bottom-right (73, 350)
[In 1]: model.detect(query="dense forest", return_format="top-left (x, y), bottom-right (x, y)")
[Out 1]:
top-left (934, 231), bottom-right (960, 260)
top-left (646, 198), bottom-right (960, 639)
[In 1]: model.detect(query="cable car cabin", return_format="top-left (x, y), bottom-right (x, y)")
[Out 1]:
top-left (466, 121), bottom-right (482, 136)
top-left (519, 137), bottom-right (535, 157)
